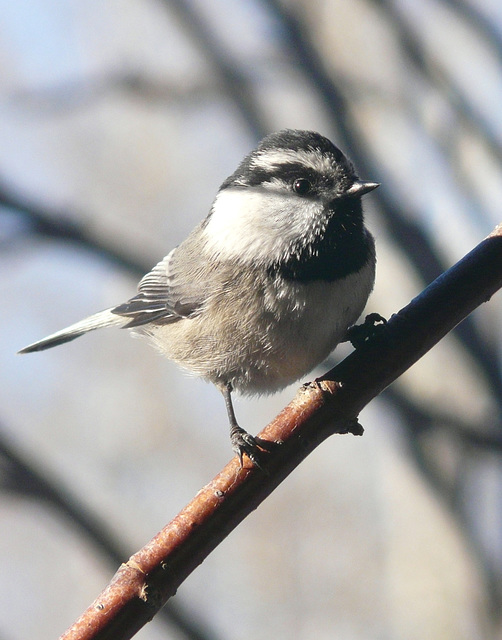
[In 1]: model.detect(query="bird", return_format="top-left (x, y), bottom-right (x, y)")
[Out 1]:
top-left (19, 129), bottom-right (379, 467)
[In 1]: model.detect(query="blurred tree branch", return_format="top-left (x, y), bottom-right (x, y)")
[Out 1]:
top-left (263, 0), bottom-right (502, 402)
top-left (0, 183), bottom-right (149, 276)
top-left (373, 0), bottom-right (502, 168)
top-left (9, 71), bottom-right (214, 114)
top-left (439, 0), bottom-right (502, 67)
top-left (58, 224), bottom-right (502, 639)
top-left (382, 386), bottom-right (502, 611)
top-left (0, 430), bottom-right (219, 640)
top-left (161, 0), bottom-right (268, 139)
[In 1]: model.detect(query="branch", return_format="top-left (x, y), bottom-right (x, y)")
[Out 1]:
top-left (58, 223), bottom-right (502, 640)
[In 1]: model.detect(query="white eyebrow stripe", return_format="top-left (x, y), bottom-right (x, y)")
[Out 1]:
top-left (251, 148), bottom-right (337, 175)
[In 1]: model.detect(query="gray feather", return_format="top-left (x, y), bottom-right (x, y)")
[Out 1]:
top-left (112, 232), bottom-right (213, 328)
top-left (18, 309), bottom-right (127, 353)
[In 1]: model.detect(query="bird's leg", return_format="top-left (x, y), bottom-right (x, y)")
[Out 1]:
top-left (220, 382), bottom-right (263, 469)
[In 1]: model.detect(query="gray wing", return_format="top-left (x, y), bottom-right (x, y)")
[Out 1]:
top-left (112, 241), bottom-right (208, 328)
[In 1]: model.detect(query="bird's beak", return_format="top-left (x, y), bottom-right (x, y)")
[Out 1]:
top-left (345, 181), bottom-right (380, 198)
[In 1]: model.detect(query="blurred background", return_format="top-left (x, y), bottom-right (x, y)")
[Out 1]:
top-left (1, 0), bottom-right (502, 638)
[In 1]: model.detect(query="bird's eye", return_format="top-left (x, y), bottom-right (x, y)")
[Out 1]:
top-left (292, 178), bottom-right (311, 195)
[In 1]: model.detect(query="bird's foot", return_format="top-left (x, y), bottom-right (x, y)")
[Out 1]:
top-left (230, 425), bottom-right (272, 470)
top-left (345, 313), bottom-right (387, 350)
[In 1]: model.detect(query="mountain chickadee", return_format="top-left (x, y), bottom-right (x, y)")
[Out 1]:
top-left (19, 130), bottom-right (379, 467)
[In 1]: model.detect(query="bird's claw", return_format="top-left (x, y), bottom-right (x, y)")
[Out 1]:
top-left (230, 426), bottom-right (269, 470)
top-left (345, 313), bottom-right (387, 349)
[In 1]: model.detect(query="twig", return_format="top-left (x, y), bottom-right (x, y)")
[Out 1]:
top-left (59, 224), bottom-right (502, 639)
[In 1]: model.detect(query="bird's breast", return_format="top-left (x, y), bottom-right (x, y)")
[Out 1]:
top-left (245, 258), bottom-right (375, 393)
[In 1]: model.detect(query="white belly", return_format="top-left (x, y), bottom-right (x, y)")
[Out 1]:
top-left (139, 259), bottom-right (375, 396)
top-left (248, 261), bottom-right (375, 393)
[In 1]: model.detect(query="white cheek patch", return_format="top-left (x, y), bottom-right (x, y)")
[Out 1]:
top-left (203, 187), bottom-right (320, 263)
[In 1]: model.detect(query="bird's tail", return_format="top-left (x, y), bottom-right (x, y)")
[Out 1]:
top-left (18, 309), bottom-right (128, 354)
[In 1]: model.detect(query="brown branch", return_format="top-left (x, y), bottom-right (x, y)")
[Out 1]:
top-left (60, 224), bottom-right (502, 640)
